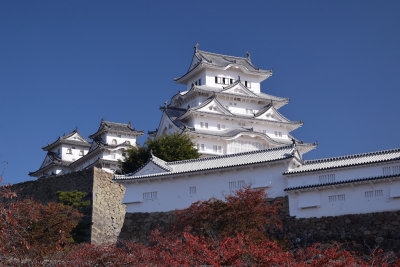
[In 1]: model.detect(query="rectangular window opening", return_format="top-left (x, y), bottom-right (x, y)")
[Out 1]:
top-left (143, 191), bottom-right (157, 200)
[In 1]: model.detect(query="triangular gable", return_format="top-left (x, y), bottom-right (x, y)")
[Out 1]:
top-left (255, 105), bottom-right (290, 122)
top-left (65, 132), bottom-right (89, 143)
top-left (40, 154), bottom-right (55, 169)
top-left (221, 82), bottom-right (259, 97)
top-left (133, 161), bottom-right (169, 176)
top-left (192, 97), bottom-right (232, 115)
top-left (156, 111), bottom-right (182, 137)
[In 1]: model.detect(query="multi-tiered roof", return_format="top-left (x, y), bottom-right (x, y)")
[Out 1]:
top-left (30, 120), bottom-right (143, 178)
top-left (154, 45), bottom-right (315, 156)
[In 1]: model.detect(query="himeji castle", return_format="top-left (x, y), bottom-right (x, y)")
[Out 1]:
top-left (30, 120), bottom-right (143, 178)
top-left (151, 44), bottom-right (316, 157)
top-left (116, 46), bottom-right (400, 219)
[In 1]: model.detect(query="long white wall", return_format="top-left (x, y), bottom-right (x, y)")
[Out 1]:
top-left (120, 161), bottom-right (290, 213)
top-left (286, 160), bottom-right (400, 218)
top-left (287, 161), bottom-right (400, 188)
top-left (288, 179), bottom-right (400, 218)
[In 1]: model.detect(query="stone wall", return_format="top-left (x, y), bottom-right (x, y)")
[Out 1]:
top-left (91, 168), bottom-right (126, 245)
top-left (10, 167), bottom-right (126, 245)
top-left (119, 211), bottom-right (175, 243)
top-left (11, 168), bottom-right (94, 203)
top-left (118, 197), bottom-right (400, 254)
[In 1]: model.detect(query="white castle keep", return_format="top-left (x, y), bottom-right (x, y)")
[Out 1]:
top-left (30, 120), bottom-right (143, 177)
top-left (151, 44), bottom-right (316, 157)
top-left (115, 46), bottom-right (400, 218)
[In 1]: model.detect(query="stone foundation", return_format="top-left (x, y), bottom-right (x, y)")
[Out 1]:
top-left (118, 197), bottom-right (400, 254)
top-left (10, 167), bottom-right (126, 245)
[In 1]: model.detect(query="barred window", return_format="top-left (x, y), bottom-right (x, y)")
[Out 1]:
top-left (328, 194), bottom-right (345, 202)
top-left (189, 186), bottom-right (196, 195)
top-left (319, 174), bottom-right (336, 183)
top-left (143, 191), bottom-right (157, 200)
top-left (383, 167), bottom-right (391, 175)
top-left (229, 180), bottom-right (246, 192)
top-left (365, 189), bottom-right (384, 198)
top-left (392, 166), bottom-right (400, 175)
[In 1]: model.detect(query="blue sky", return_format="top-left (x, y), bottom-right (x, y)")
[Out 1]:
top-left (1, 1), bottom-right (399, 184)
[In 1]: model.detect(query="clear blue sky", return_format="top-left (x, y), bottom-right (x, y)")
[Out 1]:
top-left (1, 1), bottom-right (399, 184)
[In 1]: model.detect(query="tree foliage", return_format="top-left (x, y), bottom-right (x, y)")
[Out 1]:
top-left (56, 190), bottom-right (90, 211)
top-left (1, 185), bottom-right (399, 266)
top-left (120, 132), bottom-right (200, 174)
top-left (173, 186), bottom-right (282, 241)
top-left (0, 186), bottom-right (82, 264)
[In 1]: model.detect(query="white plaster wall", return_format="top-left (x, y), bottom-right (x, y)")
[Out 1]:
top-left (185, 73), bottom-right (207, 91)
top-left (102, 148), bottom-right (125, 161)
top-left (191, 116), bottom-right (290, 141)
top-left (288, 180), bottom-right (400, 218)
top-left (203, 69), bottom-right (262, 93)
top-left (103, 133), bottom-right (137, 146)
top-left (287, 161), bottom-right (400, 188)
top-left (192, 136), bottom-right (227, 156)
top-left (216, 98), bottom-right (264, 116)
top-left (120, 161), bottom-right (290, 212)
top-left (60, 145), bottom-right (89, 162)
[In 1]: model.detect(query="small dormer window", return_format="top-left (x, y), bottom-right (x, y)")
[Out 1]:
top-left (112, 139), bottom-right (117, 145)
top-left (79, 150), bottom-right (84, 156)
top-left (66, 148), bottom-right (72, 154)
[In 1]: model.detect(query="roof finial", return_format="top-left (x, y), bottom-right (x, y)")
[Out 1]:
top-left (194, 42), bottom-right (199, 52)
top-left (74, 126), bottom-right (78, 132)
top-left (101, 118), bottom-right (104, 122)
top-left (246, 51), bottom-right (251, 60)
top-left (164, 100), bottom-right (168, 108)
top-left (128, 121), bottom-right (132, 128)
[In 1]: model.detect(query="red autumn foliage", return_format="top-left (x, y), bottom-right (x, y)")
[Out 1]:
top-left (0, 185), bottom-right (83, 264)
top-left (63, 231), bottom-right (399, 266)
top-left (1, 184), bottom-right (399, 266)
top-left (173, 186), bottom-right (282, 241)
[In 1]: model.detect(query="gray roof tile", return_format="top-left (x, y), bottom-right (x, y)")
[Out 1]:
top-left (285, 148), bottom-right (400, 175)
top-left (115, 145), bottom-right (295, 181)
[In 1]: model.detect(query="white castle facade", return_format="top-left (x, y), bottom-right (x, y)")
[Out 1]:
top-left (30, 120), bottom-right (143, 177)
top-left (115, 46), bottom-right (400, 219)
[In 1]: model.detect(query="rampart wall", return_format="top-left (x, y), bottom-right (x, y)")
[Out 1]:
top-left (119, 197), bottom-right (400, 253)
top-left (10, 174), bottom-right (400, 252)
top-left (11, 167), bottom-right (126, 245)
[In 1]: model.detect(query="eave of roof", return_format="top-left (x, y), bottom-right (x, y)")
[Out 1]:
top-left (42, 130), bottom-right (91, 151)
top-left (29, 161), bottom-right (71, 177)
top-left (285, 173), bottom-right (400, 191)
top-left (186, 128), bottom-right (291, 145)
top-left (69, 141), bottom-right (131, 167)
top-left (179, 107), bottom-right (302, 130)
top-left (89, 120), bottom-right (144, 140)
top-left (174, 50), bottom-right (272, 83)
top-left (284, 148), bottom-right (400, 175)
top-left (115, 145), bottom-right (295, 182)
